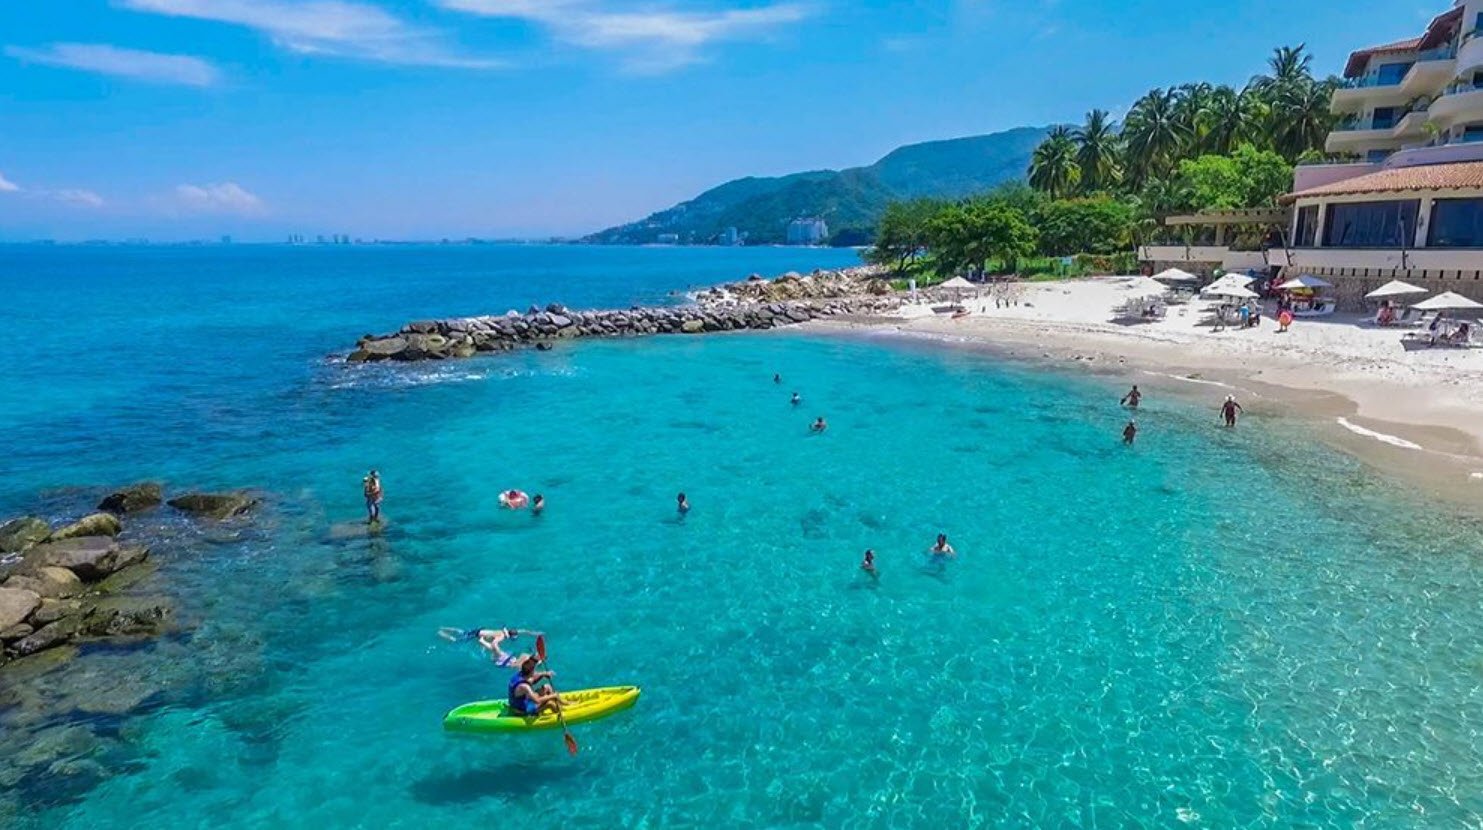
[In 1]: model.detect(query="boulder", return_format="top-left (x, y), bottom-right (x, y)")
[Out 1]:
top-left (360, 336), bottom-right (408, 358)
top-left (0, 517), bottom-right (50, 554)
top-left (4, 567), bottom-right (82, 599)
top-left (681, 319), bottom-right (705, 334)
top-left (0, 587), bottom-right (41, 631)
top-left (83, 596), bottom-right (173, 638)
top-left (0, 623), bottom-right (32, 641)
top-left (345, 349), bottom-right (375, 363)
top-left (97, 483), bottom-right (163, 514)
top-left (167, 492), bottom-right (257, 520)
top-left (29, 538), bottom-right (148, 581)
top-left (93, 561), bottom-right (158, 595)
top-left (31, 598), bottom-right (82, 626)
top-left (12, 616), bottom-right (82, 656)
top-left (51, 513), bottom-right (122, 540)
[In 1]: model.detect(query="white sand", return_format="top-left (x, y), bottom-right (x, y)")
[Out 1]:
top-left (812, 276), bottom-right (1483, 496)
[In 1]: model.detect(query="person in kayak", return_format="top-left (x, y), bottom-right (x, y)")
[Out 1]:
top-left (509, 656), bottom-right (562, 716)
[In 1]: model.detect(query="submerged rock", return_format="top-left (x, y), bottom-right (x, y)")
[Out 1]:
top-left (97, 483), bottom-right (163, 514)
top-left (167, 492), bottom-right (258, 520)
top-left (28, 537), bottom-right (149, 581)
top-left (82, 595), bottom-right (174, 638)
top-left (0, 517), bottom-right (50, 554)
top-left (51, 513), bottom-right (123, 540)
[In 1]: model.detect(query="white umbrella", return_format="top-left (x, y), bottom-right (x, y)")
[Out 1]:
top-left (1152, 267), bottom-right (1200, 284)
top-left (1365, 280), bottom-right (1428, 299)
top-left (1121, 276), bottom-right (1168, 296)
top-left (1210, 286), bottom-right (1259, 299)
top-left (1278, 274), bottom-right (1332, 290)
top-left (1200, 275), bottom-right (1255, 297)
top-left (1412, 291), bottom-right (1483, 311)
top-left (938, 277), bottom-right (976, 290)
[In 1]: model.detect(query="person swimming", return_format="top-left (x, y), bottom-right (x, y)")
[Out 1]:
top-left (1120, 385), bottom-right (1141, 409)
top-left (930, 534), bottom-right (956, 557)
top-left (532, 494), bottom-right (545, 515)
top-left (810, 417), bottom-right (827, 433)
top-left (861, 549), bottom-right (877, 578)
top-left (499, 489), bottom-right (529, 509)
top-left (508, 656), bottom-right (562, 716)
top-left (1123, 419), bottom-right (1137, 445)
top-left (436, 627), bottom-right (536, 668)
top-left (773, 373), bottom-right (782, 384)
top-left (790, 392), bottom-right (801, 406)
top-left (677, 492), bottom-right (690, 514)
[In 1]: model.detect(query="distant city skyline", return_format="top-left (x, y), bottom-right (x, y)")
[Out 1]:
top-left (0, 0), bottom-right (1454, 241)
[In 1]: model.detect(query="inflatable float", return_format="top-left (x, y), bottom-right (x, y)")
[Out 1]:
top-left (499, 490), bottom-right (529, 509)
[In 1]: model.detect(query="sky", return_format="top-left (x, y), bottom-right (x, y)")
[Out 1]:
top-left (0, 0), bottom-right (1454, 241)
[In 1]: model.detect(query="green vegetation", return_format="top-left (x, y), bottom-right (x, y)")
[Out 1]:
top-left (583, 127), bottom-right (1050, 246)
top-left (869, 44), bottom-right (1330, 276)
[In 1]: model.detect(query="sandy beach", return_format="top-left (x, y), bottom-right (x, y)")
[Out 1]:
top-left (811, 276), bottom-right (1483, 501)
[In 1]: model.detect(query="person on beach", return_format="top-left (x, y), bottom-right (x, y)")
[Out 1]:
top-left (931, 534), bottom-right (956, 557)
top-left (1278, 309), bottom-right (1294, 333)
top-left (508, 656), bottom-right (562, 716)
top-left (1120, 385), bottom-right (1142, 409)
top-left (677, 492), bottom-right (691, 514)
top-left (811, 417), bottom-right (828, 433)
top-left (362, 470), bottom-right (383, 524)
top-left (791, 392), bottom-right (802, 406)
top-left (1220, 395), bottom-right (1243, 427)
top-left (532, 494), bottom-right (545, 515)
top-left (861, 549), bottom-right (877, 578)
top-left (437, 627), bottom-right (538, 668)
top-left (1123, 419), bottom-right (1138, 445)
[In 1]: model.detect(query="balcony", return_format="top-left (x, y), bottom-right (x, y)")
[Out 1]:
top-left (1390, 109), bottom-right (1432, 140)
top-left (1400, 48), bottom-right (1457, 96)
top-left (1330, 79), bottom-right (1410, 113)
top-left (1428, 84), bottom-right (1483, 123)
top-left (1459, 29), bottom-right (1483, 74)
top-left (1325, 117), bottom-right (1399, 154)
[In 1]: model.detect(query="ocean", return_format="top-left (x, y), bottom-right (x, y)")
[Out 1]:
top-left (3, 244), bottom-right (1483, 828)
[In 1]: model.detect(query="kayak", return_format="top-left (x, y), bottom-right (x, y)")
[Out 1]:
top-left (443, 685), bottom-right (640, 734)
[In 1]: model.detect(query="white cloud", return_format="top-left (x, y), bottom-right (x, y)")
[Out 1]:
top-left (52, 189), bottom-right (106, 208)
top-left (4, 43), bottom-right (220, 87)
top-left (172, 182), bottom-right (265, 214)
top-left (0, 171), bottom-right (18, 192)
top-left (439, 0), bottom-right (811, 71)
top-left (118, 0), bottom-right (502, 69)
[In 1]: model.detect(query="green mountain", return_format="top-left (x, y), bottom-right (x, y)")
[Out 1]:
top-left (583, 126), bottom-right (1052, 246)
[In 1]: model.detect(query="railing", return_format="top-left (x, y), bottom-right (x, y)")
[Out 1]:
top-left (1342, 74), bottom-right (1401, 89)
top-left (1333, 118), bottom-right (1388, 132)
top-left (1415, 46), bottom-right (1457, 62)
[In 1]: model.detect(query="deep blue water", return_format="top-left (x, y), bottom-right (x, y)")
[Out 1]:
top-left (3, 244), bottom-right (1483, 828)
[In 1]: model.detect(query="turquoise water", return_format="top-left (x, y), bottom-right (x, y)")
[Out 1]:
top-left (5, 246), bottom-right (1483, 828)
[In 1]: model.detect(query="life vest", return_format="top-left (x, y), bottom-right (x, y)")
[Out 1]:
top-left (508, 672), bottom-right (529, 709)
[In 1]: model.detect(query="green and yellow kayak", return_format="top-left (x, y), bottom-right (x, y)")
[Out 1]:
top-left (443, 686), bottom-right (640, 734)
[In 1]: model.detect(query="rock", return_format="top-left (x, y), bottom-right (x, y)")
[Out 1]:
top-left (31, 598), bottom-right (82, 626)
top-left (167, 492), bottom-right (257, 520)
top-left (404, 320), bottom-right (438, 334)
top-left (4, 566), bottom-right (82, 599)
top-left (346, 349), bottom-right (374, 363)
top-left (29, 538), bottom-right (148, 581)
top-left (450, 342), bottom-right (476, 359)
top-left (97, 483), bottom-right (163, 514)
top-left (535, 342), bottom-right (553, 351)
top-left (360, 336), bottom-right (408, 358)
top-left (0, 586), bottom-right (41, 631)
top-left (0, 623), bottom-right (33, 641)
top-left (12, 616), bottom-right (82, 656)
top-left (0, 517), bottom-right (50, 553)
top-left (93, 561), bottom-right (159, 594)
top-left (681, 319), bottom-right (705, 334)
top-left (83, 595), bottom-right (174, 637)
top-left (549, 314), bottom-right (572, 328)
top-left (51, 513), bottom-right (122, 540)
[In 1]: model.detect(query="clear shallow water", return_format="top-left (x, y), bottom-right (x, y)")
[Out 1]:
top-left (4, 246), bottom-right (1483, 828)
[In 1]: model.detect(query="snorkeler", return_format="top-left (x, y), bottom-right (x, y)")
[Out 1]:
top-left (930, 534), bottom-right (956, 557)
top-left (436, 627), bottom-right (540, 668)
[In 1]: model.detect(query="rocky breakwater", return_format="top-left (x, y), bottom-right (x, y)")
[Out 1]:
top-left (345, 266), bottom-right (901, 363)
top-left (0, 484), bottom-right (259, 671)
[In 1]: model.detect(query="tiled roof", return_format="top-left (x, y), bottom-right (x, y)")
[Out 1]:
top-left (1283, 161), bottom-right (1483, 203)
top-left (1344, 37), bottom-right (1423, 77)
top-left (1419, 7), bottom-right (1464, 49)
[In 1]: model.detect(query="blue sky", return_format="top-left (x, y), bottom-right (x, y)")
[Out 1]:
top-left (0, 0), bottom-right (1450, 240)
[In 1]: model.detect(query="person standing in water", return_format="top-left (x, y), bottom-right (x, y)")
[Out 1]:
top-left (1220, 395), bottom-right (1243, 427)
top-left (1123, 419), bottom-right (1138, 445)
top-left (362, 470), bottom-right (383, 524)
top-left (811, 417), bottom-right (828, 433)
top-left (931, 534), bottom-right (956, 557)
top-left (1120, 385), bottom-right (1142, 409)
top-left (861, 549), bottom-right (878, 578)
top-left (790, 392), bottom-right (802, 406)
top-left (677, 492), bottom-right (691, 515)
top-left (773, 373), bottom-right (782, 384)
top-left (532, 494), bottom-right (545, 515)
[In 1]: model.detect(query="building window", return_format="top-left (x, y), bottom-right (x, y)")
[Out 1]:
top-left (1376, 63), bottom-right (1412, 85)
top-left (1321, 200), bottom-right (1420, 247)
top-left (1293, 205), bottom-right (1319, 247)
top-left (1428, 198), bottom-right (1483, 247)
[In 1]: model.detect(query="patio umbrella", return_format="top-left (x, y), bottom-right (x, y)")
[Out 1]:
top-left (1200, 275), bottom-right (1255, 297)
top-left (1365, 280), bottom-right (1428, 299)
top-left (1210, 286), bottom-right (1259, 299)
top-left (1277, 274), bottom-right (1333, 290)
top-left (937, 276), bottom-right (976, 304)
top-left (1121, 276), bottom-right (1167, 296)
top-left (1152, 267), bottom-right (1200, 284)
top-left (1412, 291), bottom-right (1483, 312)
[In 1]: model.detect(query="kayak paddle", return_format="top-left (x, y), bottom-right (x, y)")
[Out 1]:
top-left (535, 634), bottom-right (579, 756)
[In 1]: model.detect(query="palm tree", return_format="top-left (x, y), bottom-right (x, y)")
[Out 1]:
top-left (1253, 44), bottom-right (1314, 92)
top-left (1268, 79), bottom-right (1336, 160)
top-left (1172, 83), bottom-right (1214, 154)
top-left (1201, 86), bottom-right (1263, 155)
top-left (1073, 109), bottom-right (1122, 192)
top-left (1028, 126), bottom-right (1082, 199)
top-left (1123, 89), bottom-right (1190, 186)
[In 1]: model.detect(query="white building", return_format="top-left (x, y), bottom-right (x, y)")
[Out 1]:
top-left (785, 218), bottom-right (829, 245)
top-left (1284, 0), bottom-right (1483, 304)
